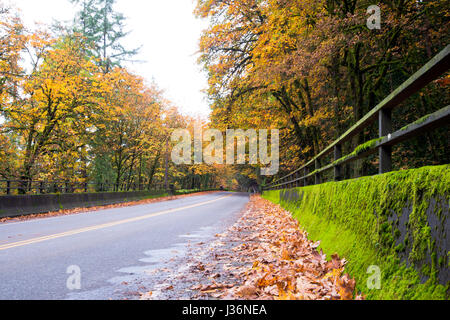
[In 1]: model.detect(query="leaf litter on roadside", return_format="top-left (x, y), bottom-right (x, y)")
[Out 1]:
top-left (140, 195), bottom-right (364, 300)
top-left (209, 196), bottom-right (363, 300)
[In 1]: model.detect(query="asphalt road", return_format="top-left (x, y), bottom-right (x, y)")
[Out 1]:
top-left (0, 192), bottom-right (249, 300)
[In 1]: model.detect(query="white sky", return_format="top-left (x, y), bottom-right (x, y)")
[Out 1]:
top-left (10, 0), bottom-right (211, 118)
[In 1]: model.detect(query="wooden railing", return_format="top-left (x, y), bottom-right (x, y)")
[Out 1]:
top-left (263, 45), bottom-right (450, 191)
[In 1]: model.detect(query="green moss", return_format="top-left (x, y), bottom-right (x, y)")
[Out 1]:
top-left (263, 165), bottom-right (449, 300)
top-left (353, 137), bottom-right (383, 155)
top-left (333, 137), bottom-right (384, 166)
top-left (395, 243), bottom-right (405, 253)
top-left (399, 114), bottom-right (432, 132)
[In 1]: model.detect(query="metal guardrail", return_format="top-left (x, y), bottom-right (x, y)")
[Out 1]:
top-left (263, 45), bottom-right (450, 191)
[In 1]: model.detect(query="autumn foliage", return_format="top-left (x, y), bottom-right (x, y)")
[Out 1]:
top-left (0, 1), bottom-right (218, 191)
top-left (196, 0), bottom-right (449, 183)
top-left (140, 195), bottom-right (363, 300)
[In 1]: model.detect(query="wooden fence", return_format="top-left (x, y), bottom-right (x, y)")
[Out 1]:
top-left (264, 45), bottom-right (450, 190)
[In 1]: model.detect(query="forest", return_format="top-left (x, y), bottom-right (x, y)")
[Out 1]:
top-left (0, 0), bottom-right (449, 193)
top-left (0, 0), bottom-right (225, 194)
top-left (196, 0), bottom-right (449, 186)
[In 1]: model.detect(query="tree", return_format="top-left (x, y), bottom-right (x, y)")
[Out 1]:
top-left (90, 68), bottom-right (167, 190)
top-left (0, 2), bottom-right (26, 107)
top-left (70, 0), bottom-right (139, 73)
top-left (196, 0), bottom-right (449, 181)
top-left (2, 34), bottom-right (102, 186)
top-left (0, 3), bottom-right (192, 194)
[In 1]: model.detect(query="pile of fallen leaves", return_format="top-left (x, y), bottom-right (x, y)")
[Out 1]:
top-left (187, 196), bottom-right (364, 300)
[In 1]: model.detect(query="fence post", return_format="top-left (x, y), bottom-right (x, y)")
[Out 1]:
top-left (314, 159), bottom-right (321, 185)
top-left (6, 180), bottom-right (11, 195)
top-left (379, 109), bottom-right (392, 174)
top-left (39, 181), bottom-right (44, 194)
top-left (334, 144), bottom-right (342, 181)
top-left (304, 167), bottom-right (309, 186)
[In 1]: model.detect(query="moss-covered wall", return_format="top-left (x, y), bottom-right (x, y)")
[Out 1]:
top-left (263, 165), bottom-right (449, 300)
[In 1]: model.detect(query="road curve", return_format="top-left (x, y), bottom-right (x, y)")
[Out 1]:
top-left (0, 192), bottom-right (249, 300)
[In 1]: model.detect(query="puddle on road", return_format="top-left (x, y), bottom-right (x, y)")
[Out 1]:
top-left (66, 224), bottom-right (227, 300)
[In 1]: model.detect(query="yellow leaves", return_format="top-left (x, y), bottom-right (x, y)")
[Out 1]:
top-left (0, 8), bottom-right (26, 105)
top-left (28, 30), bottom-right (54, 49)
top-left (276, 280), bottom-right (298, 300)
top-left (323, 267), bottom-right (344, 281)
top-left (339, 284), bottom-right (354, 300)
top-left (140, 196), bottom-right (362, 300)
top-left (198, 196), bottom-right (363, 300)
top-left (0, 17), bottom-right (170, 181)
top-left (281, 248), bottom-right (293, 261)
top-left (256, 272), bottom-right (278, 288)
